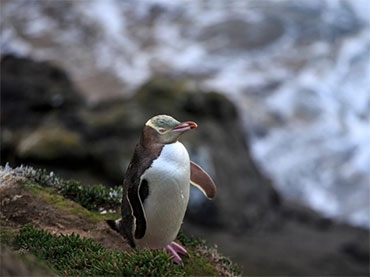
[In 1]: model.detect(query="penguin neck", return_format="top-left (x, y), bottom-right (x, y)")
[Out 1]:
top-left (140, 126), bottom-right (159, 147)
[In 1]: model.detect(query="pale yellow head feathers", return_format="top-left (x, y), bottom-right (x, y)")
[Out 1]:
top-left (145, 115), bottom-right (181, 135)
top-left (144, 115), bottom-right (197, 144)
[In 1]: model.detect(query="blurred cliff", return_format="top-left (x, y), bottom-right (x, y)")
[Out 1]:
top-left (1, 55), bottom-right (369, 275)
top-left (1, 0), bottom-right (369, 229)
top-left (1, 0), bottom-right (369, 275)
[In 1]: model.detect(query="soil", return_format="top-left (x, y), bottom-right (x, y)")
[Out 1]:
top-left (0, 176), bottom-right (239, 277)
top-left (0, 178), bottom-right (130, 253)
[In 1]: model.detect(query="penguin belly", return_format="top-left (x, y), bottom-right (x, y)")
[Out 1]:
top-left (135, 141), bottom-right (190, 249)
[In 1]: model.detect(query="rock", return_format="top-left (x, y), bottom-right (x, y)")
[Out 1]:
top-left (135, 76), bottom-right (189, 112)
top-left (341, 238), bottom-right (370, 265)
top-left (1, 56), bottom-right (369, 276)
top-left (134, 77), bottom-right (238, 121)
top-left (1, 56), bottom-right (277, 230)
top-left (88, 138), bottom-right (134, 184)
top-left (0, 54), bottom-right (83, 129)
top-left (16, 126), bottom-right (87, 164)
top-left (1, 247), bottom-right (53, 276)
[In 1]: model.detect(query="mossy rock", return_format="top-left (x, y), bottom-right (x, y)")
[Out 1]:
top-left (1, 54), bottom-right (82, 129)
top-left (135, 76), bottom-right (238, 122)
top-left (134, 76), bottom-right (191, 115)
top-left (79, 99), bottom-right (144, 134)
top-left (182, 91), bottom-right (238, 121)
top-left (16, 126), bottom-right (87, 162)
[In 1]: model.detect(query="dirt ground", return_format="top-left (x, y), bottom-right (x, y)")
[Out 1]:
top-left (0, 176), bottom-right (239, 277)
top-left (0, 178), bottom-right (130, 253)
top-left (1, 174), bottom-right (368, 276)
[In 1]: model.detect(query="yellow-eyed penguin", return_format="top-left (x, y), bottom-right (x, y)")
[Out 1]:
top-left (107, 114), bottom-right (216, 264)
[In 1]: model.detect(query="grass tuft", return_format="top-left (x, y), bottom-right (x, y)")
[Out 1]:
top-left (58, 181), bottom-right (122, 211)
top-left (177, 230), bottom-right (205, 247)
top-left (1, 163), bottom-right (122, 212)
top-left (13, 225), bottom-right (185, 276)
top-left (1, 165), bottom-right (241, 276)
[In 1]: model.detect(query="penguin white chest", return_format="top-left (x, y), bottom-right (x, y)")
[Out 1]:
top-left (136, 141), bottom-right (190, 249)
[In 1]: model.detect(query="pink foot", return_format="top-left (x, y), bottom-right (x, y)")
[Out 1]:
top-left (165, 241), bottom-right (189, 264)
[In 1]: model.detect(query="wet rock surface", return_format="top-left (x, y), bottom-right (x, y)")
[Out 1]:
top-left (1, 56), bottom-right (368, 275)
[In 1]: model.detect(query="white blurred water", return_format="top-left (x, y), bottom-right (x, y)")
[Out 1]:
top-left (1, 0), bottom-right (369, 227)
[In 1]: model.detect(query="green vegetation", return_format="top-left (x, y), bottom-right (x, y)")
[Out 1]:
top-left (183, 249), bottom-right (217, 276)
top-left (58, 181), bottom-right (122, 211)
top-left (0, 227), bottom-right (14, 245)
top-left (1, 165), bottom-right (241, 276)
top-left (2, 222), bottom-right (239, 276)
top-left (19, 165), bottom-right (122, 211)
top-left (177, 230), bottom-right (205, 247)
top-left (178, 230), bottom-right (241, 276)
top-left (28, 183), bottom-right (114, 223)
top-left (13, 225), bottom-right (178, 276)
top-left (12, 225), bottom-right (215, 276)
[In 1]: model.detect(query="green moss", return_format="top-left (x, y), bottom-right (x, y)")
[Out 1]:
top-left (183, 249), bottom-right (217, 276)
top-left (17, 126), bottom-right (86, 160)
top-left (23, 181), bottom-right (117, 223)
top-left (134, 77), bottom-right (191, 115)
top-left (12, 224), bottom-right (238, 276)
top-left (20, 167), bottom-right (122, 220)
top-left (51, 194), bottom-right (110, 223)
top-left (13, 225), bottom-right (185, 276)
top-left (2, 165), bottom-right (240, 276)
top-left (0, 226), bottom-right (14, 245)
top-left (81, 101), bottom-right (140, 131)
top-left (21, 167), bottom-right (122, 212)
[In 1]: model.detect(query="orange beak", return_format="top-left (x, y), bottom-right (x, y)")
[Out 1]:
top-left (171, 121), bottom-right (198, 132)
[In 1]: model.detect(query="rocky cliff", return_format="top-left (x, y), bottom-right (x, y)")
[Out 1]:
top-left (1, 55), bottom-right (368, 275)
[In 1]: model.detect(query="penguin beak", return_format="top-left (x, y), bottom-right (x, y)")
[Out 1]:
top-left (172, 121), bottom-right (198, 132)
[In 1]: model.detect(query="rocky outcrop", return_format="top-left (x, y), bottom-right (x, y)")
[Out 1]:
top-left (1, 54), bottom-right (82, 128)
top-left (1, 55), bottom-right (277, 231)
top-left (1, 55), bottom-right (368, 276)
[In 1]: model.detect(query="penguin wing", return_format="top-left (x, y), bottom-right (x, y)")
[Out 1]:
top-left (124, 144), bottom-right (157, 241)
top-left (127, 175), bottom-right (146, 239)
top-left (190, 161), bottom-right (217, 199)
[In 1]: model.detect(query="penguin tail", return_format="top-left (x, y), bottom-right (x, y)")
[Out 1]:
top-left (106, 219), bottom-right (120, 233)
top-left (106, 219), bottom-right (136, 248)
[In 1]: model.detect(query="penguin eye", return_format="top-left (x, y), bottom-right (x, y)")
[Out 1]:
top-left (158, 128), bottom-right (166, 134)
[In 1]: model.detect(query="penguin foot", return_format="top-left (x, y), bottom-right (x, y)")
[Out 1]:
top-left (165, 241), bottom-right (189, 264)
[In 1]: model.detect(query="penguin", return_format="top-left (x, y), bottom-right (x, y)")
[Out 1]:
top-left (106, 114), bottom-right (216, 264)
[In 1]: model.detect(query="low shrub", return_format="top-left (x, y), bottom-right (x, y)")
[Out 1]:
top-left (14, 225), bottom-right (184, 276)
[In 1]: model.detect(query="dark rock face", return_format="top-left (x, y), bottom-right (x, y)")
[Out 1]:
top-left (1, 55), bottom-right (368, 276)
top-left (1, 55), bottom-right (274, 229)
top-left (1, 55), bottom-right (86, 167)
top-left (1, 55), bottom-right (82, 128)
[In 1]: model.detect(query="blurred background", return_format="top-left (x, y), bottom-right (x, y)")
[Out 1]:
top-left (1, 0), bottom-right (369, 275)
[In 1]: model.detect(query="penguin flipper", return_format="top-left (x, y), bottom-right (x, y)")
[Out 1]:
top-left (127, 178), bottom-right (147, 240)
top-left (190, 161), bottom-right (216, 199)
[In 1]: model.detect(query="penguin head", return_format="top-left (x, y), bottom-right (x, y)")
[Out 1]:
top-left (145, 114), bottom-right (198, 144)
